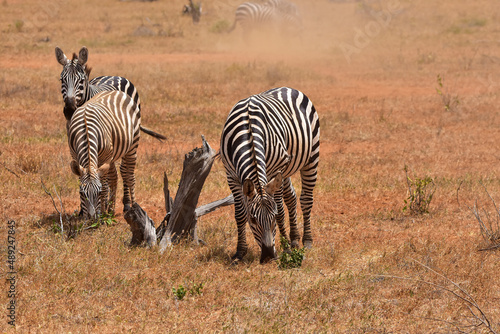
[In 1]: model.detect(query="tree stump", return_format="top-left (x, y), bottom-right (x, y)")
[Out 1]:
top-left (123, 136), bottom-right (234, 251)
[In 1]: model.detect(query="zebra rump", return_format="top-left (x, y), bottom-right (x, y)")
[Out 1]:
top-left (228, 1), bottom-right (302, 35)
top-left (68, 90), bottom-right (141, 220)
top-left (220, 87), bottom-right (320, 264)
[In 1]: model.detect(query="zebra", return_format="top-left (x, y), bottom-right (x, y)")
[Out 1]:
top-left (182, 0), bottom-right (202, 24)
top-left (68, 90), bottom-right (141, 220)
top-left (55, 46), bottom-right (166, 140)
top-left (227, 2), bottom-right (302, 36)
top-left (264, 0), bottom-right (300, 18)
top-left (220, 87), bottom-right (320, 264)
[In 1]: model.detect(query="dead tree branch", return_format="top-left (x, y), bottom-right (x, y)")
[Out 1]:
top-left (41, 179), bottom-right (65, 234)
top-left (159, 136), bottom-right (217, 251)
top-left (124, 136), bottom-right (234, 250)
top-left (375, 259), bottom-right (497, 334)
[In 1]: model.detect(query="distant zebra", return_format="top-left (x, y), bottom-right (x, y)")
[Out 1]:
top-left (68, 90), bottom-right (141, 220)
top-left (55, 46), bottom-right (166, 140)
top-left (264, 0), bottom-right (300, 18)
top-left (220, 87), bottom-right (320, 264)
top-left (228, 1), bottom-right (302, 35)
top-left (182, 0), bottom-right (202, 24)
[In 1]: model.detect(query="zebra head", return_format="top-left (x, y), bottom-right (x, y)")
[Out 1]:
top-left (70, 160), bottom-right (109, 220)
top-left (55, 46), bottom-right (90, 121)
top-left (182, 0), bottom-right (202, 24)
top-left (243, 173), bottom-right (283, 264)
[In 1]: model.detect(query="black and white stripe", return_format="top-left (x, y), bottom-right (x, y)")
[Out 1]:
top-left (55, 46), bottom-right (165, 140)
top-left (68, 90), bottom-right (141, 220)
top-left (264, 0), bottom-right (300, 18)
top-left (228, 1), bottom-right (302, 35)
top-left (220, 87), bottom-right (320, 263)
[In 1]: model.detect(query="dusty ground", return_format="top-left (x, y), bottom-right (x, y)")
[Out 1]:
top-left (1, 0), bottom-right (500, 332)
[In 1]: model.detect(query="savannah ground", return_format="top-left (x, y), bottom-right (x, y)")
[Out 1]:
top-left (1, 0), bottom-right (500, 332)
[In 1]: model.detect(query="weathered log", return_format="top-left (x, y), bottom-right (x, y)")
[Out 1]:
top-left (124, 202), bottom-right (157, 247)
top-left (125, 136), bottom-right (234, 251)
top-left (155, 172), bottom-right (173, 242)
top-left (159, 136), bottom-right (217, 252)
top-left (195, 194), bottom-right (234, 218)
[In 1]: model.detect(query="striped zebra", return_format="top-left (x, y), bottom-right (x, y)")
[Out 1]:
top-left (227, 1), bottom-right (302, 36)
top-left (264, 0), bottom-right (300, 17)
top-left (68, 90), bottom-right (141, 220)
top-left (220, 87), bottom-right (320, 263)
top-left (55, 46), bottom-right (165, 140)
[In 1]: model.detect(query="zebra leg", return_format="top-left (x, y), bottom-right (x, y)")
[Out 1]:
top-left (106, 162), bottom-right (118, 215)
top-left (229, 181), bottom-right (249, 261)
top-left (274, 182), bottom-right (289, 245)
top-left (120, 150), bottom-right (137, 213)
top-left (100, 175), bottom-right (109, 217)
top-left (300, 163), bottom-right (318, 249)
top-left (282, 177), bottom-right (300, 248)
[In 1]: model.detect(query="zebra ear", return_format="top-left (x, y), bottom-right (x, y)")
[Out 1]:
top-left (70, 160), bottom-right (84, 177)
top-left (55, 46), bottom-right (68, 66)
top-left (266, 173), bottom-right (283, 195)
top-left (78, 46), bottom-right (88, 66)
top-left (243, 179), bottom-right (256, 198)
top-left (97, 163), bottom-right (110, 177)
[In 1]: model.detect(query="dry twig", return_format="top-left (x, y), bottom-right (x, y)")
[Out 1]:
top-left (41, 178), bottom-right (65, 234)
top-left (376, 259), bottom-right (497, 333)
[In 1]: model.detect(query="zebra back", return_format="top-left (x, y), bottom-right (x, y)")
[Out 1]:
top-left (264, 0), bottom-right (300, 18)
top-left (68, 90), bottom-right (141, 174)
top-left (89, 76), bottom-right (141, 115)
top-left (221, 87), bottom-right (319, 192)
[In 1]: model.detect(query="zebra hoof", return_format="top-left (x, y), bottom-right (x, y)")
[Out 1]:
top-left (123, 204), bottom-right (131, 213)
top-left (291, 239), bottom-right (300, 249)
top-left (230, 252), bottom-right (245, 265)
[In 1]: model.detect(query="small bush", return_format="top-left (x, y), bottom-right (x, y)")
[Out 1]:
top-left (278, 237), bottom-right (305, 270)
top-left (190, 282), bottom-right (204, 296)
top-left (172, 282), bottom-right (204, 300)
top-left (172, 285), bottom-right (187, 300)
top-left (14, 19), bottom-right (23, 32)
top-left (468, 184), bottom-right (500, 251)
top-left (210, 20), bottom-right (231, 34)
top-left (436, 74), bottom-right (460, 112)
top-left (403, 165), bottom-right (436, 215)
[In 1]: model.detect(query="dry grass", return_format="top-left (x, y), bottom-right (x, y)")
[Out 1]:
top-left (1, 0), bottom-right (500, 332)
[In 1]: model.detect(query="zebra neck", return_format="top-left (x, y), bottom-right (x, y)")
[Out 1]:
top-left (80, 110), bottom-right (102, 177)
top-left (81, 85), bottom-right (104, 107)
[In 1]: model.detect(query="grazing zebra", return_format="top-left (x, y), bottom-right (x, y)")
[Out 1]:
top-left (68, 90), bottom-right (141, 220)
top-left (55, 46), bottom-right (166, 140)
top-left (227, 1), bottom-right (302, 35)
top-left (220, 87), bottom-right (320, 264)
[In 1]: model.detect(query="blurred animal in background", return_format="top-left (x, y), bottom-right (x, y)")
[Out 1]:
top-left (228, 0), bottom-right (302, 36)
top-left (68, 91), bottom-right (141, 220)
top-left (55, 46), bottom-right (166, 140)
top-left (183, 0), bottom-right (202, 24)
top-left (265, 0), bottom-right (300, 17)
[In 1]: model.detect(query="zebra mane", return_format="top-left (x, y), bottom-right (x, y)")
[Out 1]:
top-left (70, 53), bottom-right (92, 76)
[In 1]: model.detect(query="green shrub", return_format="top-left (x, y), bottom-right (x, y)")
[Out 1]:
top-left (210, 20), bottom-right (231, 34)
top-left (403, 165), bottom-right (436, 215)
top-left (278, 237), bottom-right (305, 269)
top-left (172, 285), bottom-right (187, 300)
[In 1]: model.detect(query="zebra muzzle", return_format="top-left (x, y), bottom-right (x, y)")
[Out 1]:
top-left (63, 97), bottom-right (77, 120)
top-left (260, 244), bottom-right (277, 264)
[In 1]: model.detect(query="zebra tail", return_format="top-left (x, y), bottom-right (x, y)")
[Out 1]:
top-left (140, 125), bottom-right (167, 142)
